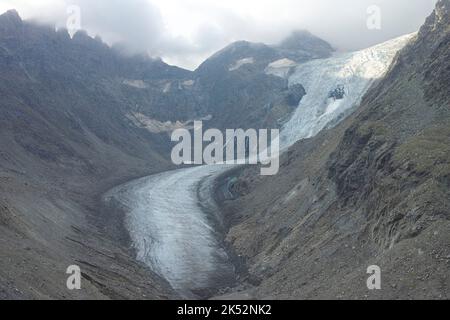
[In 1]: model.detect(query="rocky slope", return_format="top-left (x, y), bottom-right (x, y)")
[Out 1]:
top-left (217, 0), bottom-right (449, 299)
top-left (0, 9), bottom-right (189, 299)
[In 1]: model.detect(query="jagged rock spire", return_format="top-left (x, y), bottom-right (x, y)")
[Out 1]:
top-left (0, 9), bottom-right (23, 37)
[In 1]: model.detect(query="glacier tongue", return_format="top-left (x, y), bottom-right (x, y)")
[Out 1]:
top-left (104, 165), bottom-right (235, 296)
top-left (279, 33), bottom-right (416, 148)
top-left (104, 34), bottom-right (414, 295)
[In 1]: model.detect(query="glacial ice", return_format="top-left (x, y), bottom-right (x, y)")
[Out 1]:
top-left (279, 33), bottom-right (415, 146)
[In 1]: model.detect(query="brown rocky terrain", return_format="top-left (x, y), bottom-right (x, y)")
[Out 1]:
top-left (216, 0), bottom-right (450, 300)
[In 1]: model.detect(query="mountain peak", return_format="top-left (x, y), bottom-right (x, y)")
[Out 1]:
top-left (279, 30), bottom-right (313, 46)
top-left (414, 0), bottom-right (449, 51)
top-left (0, 9), bottom-right (22, 23)
top-left (436, 0), bottom-right (450, 14)
top-left (0, 9), bottom-right (23, 35)
top-left (433, 0), bottom-right (449, 26)
top-left (278, 30), bottom-right (334, 57)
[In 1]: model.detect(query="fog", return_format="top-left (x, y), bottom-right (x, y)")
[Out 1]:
top-left (0, 0), bottom-right (437, 70)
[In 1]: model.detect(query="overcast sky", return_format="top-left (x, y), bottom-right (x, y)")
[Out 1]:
top-left (0, 0), bottom-right (438, 70)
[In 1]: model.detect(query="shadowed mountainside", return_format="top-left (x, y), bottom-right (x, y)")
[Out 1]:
top-left (0, 9), bottom-right (189, 299)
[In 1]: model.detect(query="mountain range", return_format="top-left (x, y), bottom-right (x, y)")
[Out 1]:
top-left (0, 0), bottom-right (449, 300)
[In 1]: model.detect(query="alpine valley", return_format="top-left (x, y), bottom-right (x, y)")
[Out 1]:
top-left (0, 0), bottom-right (448, 300)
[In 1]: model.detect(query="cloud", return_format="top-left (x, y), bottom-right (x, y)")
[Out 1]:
top-left (0, 0), bottom-right (438, 70)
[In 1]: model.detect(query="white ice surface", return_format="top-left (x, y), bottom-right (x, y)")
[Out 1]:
top-left (280, 33), bottom-right (415, 146)
top-left (229, 57), bottom-right (254, 71)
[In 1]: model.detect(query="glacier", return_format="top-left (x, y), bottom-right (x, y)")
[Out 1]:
top-left (104, 33), bottom-right (415, 295)
top-left (104, 164), bottom-right (236, 296)
top-left (278, 33), bottom-right (415, 146)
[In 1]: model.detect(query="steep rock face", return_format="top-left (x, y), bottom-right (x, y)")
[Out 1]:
top-left (218, 0), bottom-right (449, 299)
top-left (327, 0), bottom-right (450, 249)
top-left (0, 10), bottom-right (22, 38)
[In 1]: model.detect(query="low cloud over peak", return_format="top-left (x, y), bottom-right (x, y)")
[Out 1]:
top-left (0, 0), bottom-right (437, 70)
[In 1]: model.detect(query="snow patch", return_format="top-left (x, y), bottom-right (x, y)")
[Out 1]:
top-left (229, 57), bottom-right (254, 71)
top-left (265, 58), bottom-right (297, 78)
top-left (123, 79), bottom-right (148, 89)
top-left (126, 112), bottom-right (191, 134)
top-left (182, 80), bottom-right (195, 87)
top-left (163, 82), bottom-right (171, 93)
top-left (127, 112), bottom-right (212, 134)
